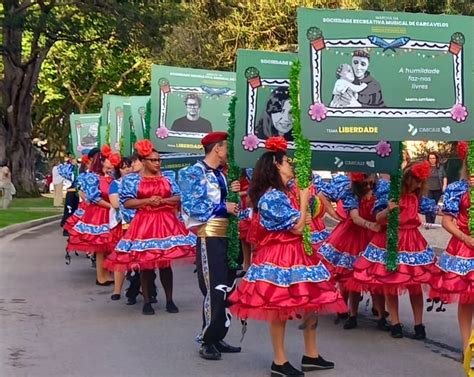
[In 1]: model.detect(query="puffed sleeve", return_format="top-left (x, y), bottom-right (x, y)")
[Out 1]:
top-left (321, 174), bottom-right (350, 202)
top-left (342, 189), bottom-right (359, 212)
top-left (120, 173), bottom-right (140, 204)
top-left (245, 168), bottom-right (253, 180)
top-left (442, 181), bottom-right (468, 217)
top-left (179, 166), bottom-right (217, 222)
top-left (162, 170), bottom-right (181, 196)
top-left (312, 173), bottom-right (329, 195)
top-left (57, 163), bottom-right (74, 182)
top-left (373, 179), bottom-right (390, 214)
top-left (83, 172), bottom-right (101, 203)
top-left (109, 180), bottom-right (120, 196)
top-left (76, 172), bottom-right (86, 191)
top-left (258, 190), bottom-right (300, 231)
top-left (419, 197), bottom-right (438, 215)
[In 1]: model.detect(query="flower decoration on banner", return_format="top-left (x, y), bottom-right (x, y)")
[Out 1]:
top-left (108, 152), bottom-right (122, 168)
top-left (158, 78), bottom-right (171, 94)
top-left (155, 127), bottom-right (169, 139)
top-left (307, 27), bottom-right (325, 51)
top-left (349, 172), bottom-right (366, 182)
top-left (411, 161), bottom-right (431, 181)
top-left (451, 104), bottom-right (468, 122)
top-left (245, 67), bottom-right (261, 89)
top-left (375, 141), bottom-right (392, 157)
top-left (265, 136), bottom-right (288, 153)
top-left (308, 102), bottom-right (327, 122)
top-left (101, 144), bottom-right (112, 159)
top-left (77, 145), bottom-right (84, 152)
top-left (81, 155), bottom-right (90, 165)
top-left (242, 134), bottom-right (259, 151)
top-left (135, 140), bottom-right (154, 158)
top-left (457, 141), bottom-right (468, 161)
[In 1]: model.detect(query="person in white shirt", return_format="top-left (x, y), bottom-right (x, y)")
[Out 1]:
top-left (0, 166), bottom-right (15, 209)
top-left (52, 159), bottom-right (64, 207)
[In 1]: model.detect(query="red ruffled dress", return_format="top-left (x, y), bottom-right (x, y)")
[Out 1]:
top-left (351, 193), bottom-right (438, 295)
top-left (229, 189), bottom-right (346, 321)
top-left (430, 180), bottom-right (474, 303)
top-left (64, 172), bottom-right (91, 232)
top-left (66, 173), bottom-right (118, 253)
top-left (104, 173), bottom-right (196, 272)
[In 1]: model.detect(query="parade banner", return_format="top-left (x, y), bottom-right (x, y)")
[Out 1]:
top-left (108, 95), bottom-right (129, 153)
top-left (150, 65), bottom-right (236, 153)
top-left (69, 113), bottom-right (100, 157)
top-left (100, 94), bottom-right (113, 146)
top-left (235, 49), bottom-right (400, 173)
top-left (298, 8), bottom-right (473, 141)
top-left (128, 95), bottom-right (149, 142)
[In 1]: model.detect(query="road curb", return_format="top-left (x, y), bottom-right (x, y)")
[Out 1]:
top-left (0, 215), bottom-right (62, 238)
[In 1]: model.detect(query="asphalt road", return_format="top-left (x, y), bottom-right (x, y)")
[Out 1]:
top-left (0, 222), bottom-right (466, 377)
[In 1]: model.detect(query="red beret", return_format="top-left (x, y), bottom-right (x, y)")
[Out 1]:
top-left (201, 131), bottom-right (228, 146)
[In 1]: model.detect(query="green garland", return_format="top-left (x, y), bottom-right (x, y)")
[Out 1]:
top-left (98, 116), bottom-right (103, 147)
top-left (226, 96), bottom-right (240, 270)
top-left (468, 141), bottom-right (474, 236)
top-left (130, 126), bottom-right (137, 155)
top-left (386, 141), bottom-right (404, 271)
top-left (105, 123), bottom-right (111, 145)
top-left (120, 135), bottom-right (125, 155)
top-left (289, 60), bottom-right (313, 256)
top-left (145, 99), bottom-right (152, 140)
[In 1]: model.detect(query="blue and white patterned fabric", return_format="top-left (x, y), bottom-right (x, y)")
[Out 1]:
top-left (442, 180), bottom-right (468, 218)
top-left (361, 243), bottom-right (436, 266)
top-left (162, 170), bottom-right (181, 196)
top-left (244, 168), bottom-right (253, 180)
top-left (178, 161), bottom-right (228, 228)
top-left (258, 189), bottom-right (300, 232)
top-left (373, 179), bottom-right (390, 214)
top-left (57, 162), bottom-right (74, 182)
top-left (321, 174), bottom-right (350, 202)
top-left (116, 234), bottom-right (197, 253)
top-left (419, 196), bottom-right (438, 215)
top-left (436, 251), bottom-right (474, 275)
top-left (119, 173), bottom-right (141, 203)
top-left (109, 179), bottom-right (122, 224)
top-left (312, 173), bottom-right (329, 194)
top-left (342, 190), bottom-right (359, 212)
top-left (244, 262), bottom-right (331, 286)
top-left (82, 172), bottom-right (101, 203)
top-left (311, 229), bottom-right (330, 244)
top-left (74, 222), bottom-right (110, 235)
top-left (318, 243), bottom-right (357, 269)
top-left (238, 208), bottom-right (253, 220)
top-left (76, 172), bottom-right (88, 192)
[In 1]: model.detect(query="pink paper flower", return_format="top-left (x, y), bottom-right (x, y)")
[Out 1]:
top-left (156, 127), bottom-right (169, 139)
top-left (308, 102), bottom-right (327, 122)
top-left (451, 104), bottom-right (468, 122)
top-left (375, 141), bottom-right (392, 157)
top-left (242, 134), bottom-right (259, 151)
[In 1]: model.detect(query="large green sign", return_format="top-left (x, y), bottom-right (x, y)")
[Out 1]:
top-left (150, 65), bottom-right (236, 153)
top-left (69, 113), bottom-right (100, 157)
top-left (127, 95), bottom-right (149, 142)
top-left (298, 8), bottom-right (473, 141)
top-left (235, 49), bottom-right (400, 173)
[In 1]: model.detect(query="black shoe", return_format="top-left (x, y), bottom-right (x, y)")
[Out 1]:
top-left (334, 312), bottom-right (349, 324)
top-left (343, 316), bottom-right (357, 330)
top-left (271, 361), bottom-right (304, 376)
top-left (199, 343), bottom-right (221, 360)
top-left (166, 301), bottom-right (179, 313)
top-left (142, 303), bottom-right (155, 315)
top-left (376, 317), bottom-right (390, 331)
top-left (110, 294), bottom-right (121, 301)
top-left (391, 323), bottom-right (403, 338)
top-left (126, 297), bottom-right (137, 305)
top-left (150, 296), bottom-right (158, 304)
top-left (215, 340), bottom-right (241, 353)
top-left (413, 324), bottom-right (426, 340)
top-left (96, 280), bottom-right (114, 286)
top-left (301, 355), bottom-right (335, 371)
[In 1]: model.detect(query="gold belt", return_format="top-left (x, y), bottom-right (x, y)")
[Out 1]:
top-left (197, 218), bottom-right (228, 238)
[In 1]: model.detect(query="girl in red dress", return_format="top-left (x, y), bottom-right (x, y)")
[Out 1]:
top-left (352, 161), bottom-right (438, 339)
top-left (430, 142), bottom-right (474, 351)
top-left (229, 137), bottom-right (345, 377)
top-left (104, 140), bottom-right (196, 315)
top-left (66, 145), bottom-right (121, 285)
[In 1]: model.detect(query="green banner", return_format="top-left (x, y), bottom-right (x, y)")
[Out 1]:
top-left (69, 113), bottom-right (100, 157)
top-left (128, 95), bottom-right (149, 142)
top-left (150, 64), bottom-right (236, 153)
top-left (235, 49), bottom-right (400, 173)
top-left (298, 8), bottom-right (473, 141)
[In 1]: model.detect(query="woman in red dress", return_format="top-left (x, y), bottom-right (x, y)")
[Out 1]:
top-left (66, 145), bottom-right (121, 285)
top-left (430, 142), bottom-right (474, 351)
top-left (104, 140), bottom-right (196, 315)
top-left (229, 137), bottom-right (345, 377)
top-left (352, 161), bottom-right (438, 339)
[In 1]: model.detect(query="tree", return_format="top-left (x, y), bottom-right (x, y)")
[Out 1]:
top-left (1, 1), bottom-right (182, 195)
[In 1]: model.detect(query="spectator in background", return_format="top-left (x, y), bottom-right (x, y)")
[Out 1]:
top-left (0, 166), bottom-right (15, 209)
top-left (52, 158), bottom-right (64, 207)
top-left (401, 149), bottom-right (411, 170)
top-left (425, 151), bottom-right (447, 225)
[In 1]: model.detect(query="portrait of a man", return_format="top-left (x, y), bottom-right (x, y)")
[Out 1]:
top-left (171, 94), bottom-right (213, 133)
top-left (80, 123), bottom-right (98, 147)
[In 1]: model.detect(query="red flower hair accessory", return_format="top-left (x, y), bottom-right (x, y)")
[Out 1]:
top-left (457, 141), bottom-right (468, 161)
top-left (135, 139), bottom-right (154, 158)
top-left (101, 145), bottom-right (112, 159)
top-left (411, 160), bottom-right (431, 181)
top-left (108, 152), bottom-right (122, 168)
top-left (349, 172), bottom-right (366, 182)
top-left (81, 155), bottom-right (90, 165)
top-left (265, 136), bottom-right (287, 153)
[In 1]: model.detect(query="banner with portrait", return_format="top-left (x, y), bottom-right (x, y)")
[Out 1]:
top-left (127, 95), bottom-right (150, 142)
top-left (235, 49), bottom-right (400, 173)
top-left (298, 8), bottom-right (473, 141)
top-left (150, 65), bottom-right (236, 153)
top-left (69, 113), bottom-right (100, 157)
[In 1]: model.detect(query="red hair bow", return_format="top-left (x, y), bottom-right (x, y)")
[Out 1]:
top-left (265, 136), bottom-right (288, 152)
top-left (457, 141), bottom-right (468, 161)
top-left (81, 155), bottom-right (90, 165)
top-left (135, 139), bottom-right (154, 158)
top-left (349, 172), bottom-right (366, 182)
top-left (108, 152), bottom-right (122, 168)
top-left (411, 160), bottom-right (431, 181)
top-left (101, 145), bottom-right (112, 159)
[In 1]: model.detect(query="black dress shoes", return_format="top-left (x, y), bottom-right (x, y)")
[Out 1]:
top-left (215, 340), bottom-right (241, 353)
top-left (166, 300), bottom-right (179, 313)
top-left (142, 303), bottom-right (155, 315)
top-left (301, 355), bottom-right (335, 371)
top-left (96, 280), bottom-right (114, 286)
top-left (271, 361), bottom-right (304, 376)
top-left (199, 343), bottom-right (221, 360)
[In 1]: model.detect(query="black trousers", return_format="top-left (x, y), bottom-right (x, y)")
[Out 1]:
top-left (126, 270), bottom-right (157, 299)
top-left (61, 191), bottom-right (79, 227)
top-left (196, 236), bottom-right (236, 345)
top-left (426, 189), bottom-right (442, 224)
